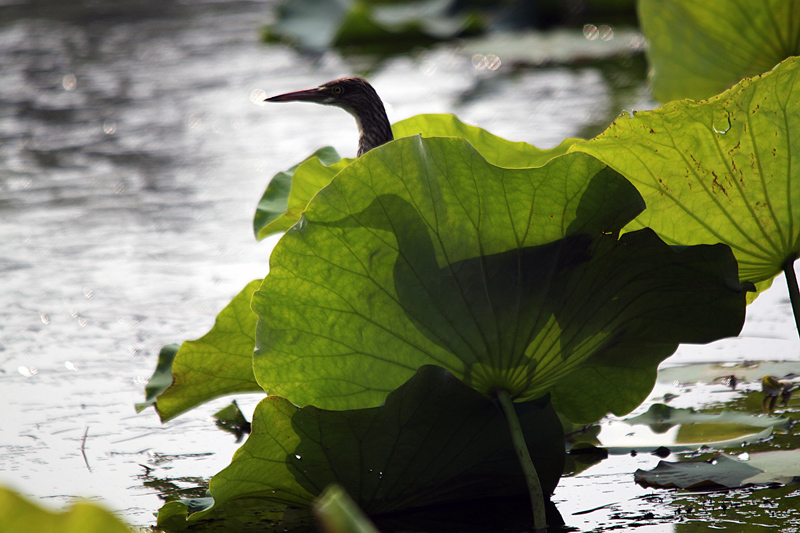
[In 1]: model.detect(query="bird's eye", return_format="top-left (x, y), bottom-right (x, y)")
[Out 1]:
top-left (331, 85), bottom-right (344, 96)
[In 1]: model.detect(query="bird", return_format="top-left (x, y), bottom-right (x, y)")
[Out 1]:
top-left (265, 77), bottom-right (393, 157)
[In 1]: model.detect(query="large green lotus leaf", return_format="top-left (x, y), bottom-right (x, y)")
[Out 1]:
top-left (0, 487), bottom-right (132, 533)
top-left (391, 114), bottom-right (579, 169)
top-left (254, 114), bottom-right (578, 241)
top-left (639, 0), bottom-right (800, 103)
top-left (253, 135), bottom-right (748, 422)
top-left (573, 56), bottom-right (800, 297)
top-left (177, 366), bottom-right (564, 525)
top-left (138, 280), bottom-right (263, 422)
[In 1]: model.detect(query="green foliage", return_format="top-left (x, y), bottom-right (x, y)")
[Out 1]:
top-left (253, 135), bottom-right (749, 422)
top-left (254, 114), bottom-right (578, 241)
top-left (565, 405), bottom-right (792, 478)
top-left (140, 280), bottom-right (264, 422)
top-left (573, 56), bottom-right (800, 298)
top-left (638, 0), bottom-right (800, 102)
top-left (261, 0), bottom-right (483, 52)
top-left (0, 487), bottom-right (132, 533)
top-left (166, 366), bottom-right (564, 526)
top-left (391, 114), bottom-right (580, 168)
top-left (609, 404), bottom-right (789, 451)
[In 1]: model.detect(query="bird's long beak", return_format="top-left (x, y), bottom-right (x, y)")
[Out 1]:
top-left (264, 87), bottom-right (325, 103)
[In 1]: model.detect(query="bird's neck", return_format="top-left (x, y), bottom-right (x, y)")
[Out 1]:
top-left (346, 107), bottom-right (393, 158)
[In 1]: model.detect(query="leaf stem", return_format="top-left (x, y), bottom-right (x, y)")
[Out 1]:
top-left (783, 259), bottom-right (800, 339)
top-left (496, 389), bottom-right (548, 531)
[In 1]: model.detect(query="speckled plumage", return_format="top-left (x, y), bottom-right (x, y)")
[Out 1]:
top-left (265, 77), bottom-right (394, 157)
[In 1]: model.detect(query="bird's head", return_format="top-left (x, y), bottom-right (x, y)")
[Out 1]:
top-left (265, 76), bottom-right (393, 157)
top-left (264, 77), bottom-right (380, 115)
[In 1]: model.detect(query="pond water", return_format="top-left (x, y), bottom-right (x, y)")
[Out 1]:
top-left (1, 1), bottom-right (797, 531)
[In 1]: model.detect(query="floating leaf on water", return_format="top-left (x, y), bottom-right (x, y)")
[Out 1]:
top-left (213, 400), bottom-right (252, 443)
top-left (635, 449), bottom-right (800, 489)
top-left (568, 403), bottom-right (791, 456)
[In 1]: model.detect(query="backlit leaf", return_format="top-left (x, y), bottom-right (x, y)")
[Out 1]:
top-left (639, 0), bottom-right (800, 102)
top-left (253, 135), bottom-right (748, 422)
top-left (573, 56), bottom-right (800, 297)
top-left (0, 487), bottom-right (132, 533)
top-left (254, 114), bottom-right (577, 241)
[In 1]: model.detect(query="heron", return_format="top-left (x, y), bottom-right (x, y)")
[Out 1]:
top-left (265, 77), bottom-right (393, 157)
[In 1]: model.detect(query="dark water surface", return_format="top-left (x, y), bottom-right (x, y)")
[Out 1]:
top-left (1, 0), bottom-right (797, 530)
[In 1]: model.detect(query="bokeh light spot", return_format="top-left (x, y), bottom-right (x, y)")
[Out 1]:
top-left (62, 73), bottom-right (77, 91)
